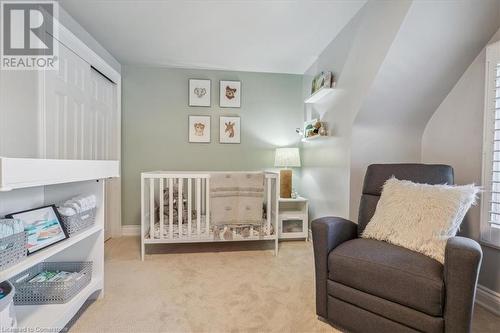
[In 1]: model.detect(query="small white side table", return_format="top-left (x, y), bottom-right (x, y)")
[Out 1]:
top-left (278, 196), bottom-right (309, 240)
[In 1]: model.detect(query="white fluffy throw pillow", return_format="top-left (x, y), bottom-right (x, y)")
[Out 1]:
top-left (361, 177), bottom-right (479, 263)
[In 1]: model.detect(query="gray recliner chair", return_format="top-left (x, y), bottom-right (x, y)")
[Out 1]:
top-left (312, 164), bottom-right (482, 333)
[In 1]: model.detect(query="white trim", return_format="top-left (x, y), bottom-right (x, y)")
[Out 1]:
top-left (53, 20), bottom-right (120, 83)
top-left (122, 225), bottom-right (141, 236)
top-left (476, 284), bottom-right (500, 316)
top-left (480, 40), bottom-right (500, 247)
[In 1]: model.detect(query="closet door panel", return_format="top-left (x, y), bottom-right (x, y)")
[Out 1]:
top-left (0, 70), bottom-right (39, 158)
top-left (41, 41), bottom-right (91, 159)
top-left (90, 69), bottom-right (118, 160)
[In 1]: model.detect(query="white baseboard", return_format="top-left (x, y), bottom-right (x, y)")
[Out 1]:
top-left (121, 225), bottom-right (140, 236)
top-left (476, 284), bottom-right (500, 315)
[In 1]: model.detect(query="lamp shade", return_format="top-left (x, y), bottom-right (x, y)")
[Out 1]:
top-left (274, 148), bottom-right (301, 168)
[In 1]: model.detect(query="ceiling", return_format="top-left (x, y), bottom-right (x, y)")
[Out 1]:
top-left (58, 0), bottom-right (366, 74)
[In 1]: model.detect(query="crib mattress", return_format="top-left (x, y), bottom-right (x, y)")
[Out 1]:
top-left (149, 216), bottom-right (274, 240)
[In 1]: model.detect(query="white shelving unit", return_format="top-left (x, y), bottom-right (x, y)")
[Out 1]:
top-left (278, 196), bottom-right (308, 240)
top-left (0, 158), bottom-right (115, 331)
top-left (304, 88), bottom-right (337, 104)
top-left (302, 134), bottom-right (329, 142)
top-left (0, 157), bottom-right (119, 191)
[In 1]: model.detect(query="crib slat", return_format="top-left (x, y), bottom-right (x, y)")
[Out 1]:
top-left (206, 177), bottom-right (210, 234)
top-left (187, 178), bottom-right (192, 237)
top-left (149, 178), bottom-right (154, 239)
top-left (267, 178), bottom-right (271, 236)
top-left (178, 178), bottom-right (183, 238)
top-left (169, 178), bottom-right (173, 239)
top-left (159, 178), bottom-right (164, 239)
top-left (201, 179), bottom-right (205, 214)
top-left (196, 178), bottom-right (201, 237)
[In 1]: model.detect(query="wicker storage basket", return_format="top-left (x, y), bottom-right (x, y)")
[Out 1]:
top-left (12, 261), bottom-right (92, 305)
top-left (0, 232), bottom-right (27, 271)
top-left (59, 208), bottom-right (96, 236)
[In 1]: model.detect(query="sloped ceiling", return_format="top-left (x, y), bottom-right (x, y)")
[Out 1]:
top-left (58, 0), bottom-right (366, 74)
top-left (354, 0), bottom-right (500, 131)
top-left (349, 0), bottom-right (500, 219)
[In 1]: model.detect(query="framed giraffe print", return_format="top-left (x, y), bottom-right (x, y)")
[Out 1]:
top-left (219, 116), bottom-right (240, 144)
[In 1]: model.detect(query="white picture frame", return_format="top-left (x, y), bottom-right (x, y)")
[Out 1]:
top-left (219, 80), bottom-right (241, 108)
top-left (220, 116), bottom-right (241, 144)
top-left (189, 79), bottom-right (211, 107)
top-left (189, 116), bottom-right (211, 143)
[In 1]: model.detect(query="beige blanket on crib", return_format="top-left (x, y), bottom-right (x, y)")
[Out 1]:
top-left (210, 172), bottom-right (264, 226)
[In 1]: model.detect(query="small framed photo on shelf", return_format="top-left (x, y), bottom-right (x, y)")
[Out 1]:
top-left (189, 79), bottom-right (211, 107)
top-left (311, 71), bottom-right (334, 95)
top-left (220, 80), bottom-right (241, 108)
top-left (220, 116), bottom-right (241, 144)
top-left (189, 115), bottom-right (211, 143)
top-left (7, 205), bottom-right (68, 255)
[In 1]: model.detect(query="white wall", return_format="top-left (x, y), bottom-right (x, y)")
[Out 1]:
top-left (300, 0), bottom-right (411, 221)
top-left (350, 0), bottom-right (500, 220)
top-left (422, 27), bottom-right (500, 293)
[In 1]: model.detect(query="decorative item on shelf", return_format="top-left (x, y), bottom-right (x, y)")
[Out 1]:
top-left (189, 79), bottom-right (211, 107)
top-left (219, 116), bottom-right (241, 143)
top-left (274, 147), bottom-right (301, 198)
top-left (311, 71), bottom-right (335, 95)
top-left (303, 119), bottom-right (327, 139)
top-left (6, 205), bottom-right (68, 255)
top-left (188, 115), bottom-right (211, 143)
top-left (220, 80), bottom-right (241, 108)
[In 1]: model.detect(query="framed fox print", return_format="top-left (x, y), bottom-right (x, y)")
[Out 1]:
top-left (189, 116), bottom-right (211, 143)
top-left (220, 80), bottom-right (241, 108)
top-left (220, 116), bottom-right (240, 144)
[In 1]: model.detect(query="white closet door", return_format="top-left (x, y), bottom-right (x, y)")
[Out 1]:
top-left (40, 41), bottom-right (91, 159)
top-left (89, 69), bottom-right (120, 240)
top-left (89, 69), bottom-right (118, 160)
top-left (40, 41), bottom-right (121, 240)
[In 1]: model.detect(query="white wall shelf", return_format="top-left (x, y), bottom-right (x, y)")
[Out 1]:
top-left (304, 88), bottom-right (336, 104)
top-left (0, 224), bottom-right (102, 281)
top-left (16, 278), bottom-right (103, 330)
top-left (0, 157), bottom-right (119, 191)
top-left (302, 135), bottom-right (328, 142)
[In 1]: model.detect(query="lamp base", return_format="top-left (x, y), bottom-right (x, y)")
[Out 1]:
top-left (280, 169), bottom-right (292, 198)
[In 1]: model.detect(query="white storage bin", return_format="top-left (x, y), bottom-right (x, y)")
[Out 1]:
top-left (0, 280), bottom-right (17, 329)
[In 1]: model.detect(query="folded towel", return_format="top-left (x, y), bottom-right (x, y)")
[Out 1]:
top-left (58, 194), bottom-right (97, 216)
top-left (0, 219), bottom-right (24, 250)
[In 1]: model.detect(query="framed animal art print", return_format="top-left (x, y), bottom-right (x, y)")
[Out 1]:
top-left (220, 116), bottom-right (240, 144)
top-left (220, 80), bottom-right (241, 108)
top-left (189, 79), bottom-right (211, 107)
top-left (189, 116), bottom-right (211, 143)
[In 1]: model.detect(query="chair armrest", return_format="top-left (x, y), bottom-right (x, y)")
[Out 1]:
top-left (312, 217), bottom-right (358, 318)
top-left (444, 236), bottom-right (482, 333)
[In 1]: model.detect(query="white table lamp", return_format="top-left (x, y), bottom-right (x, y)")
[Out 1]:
top-left (274, 148), bottom-right (301, 198)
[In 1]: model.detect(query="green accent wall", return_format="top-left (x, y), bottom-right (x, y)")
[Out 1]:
top-left (122, 66), bottom-right (303, 226)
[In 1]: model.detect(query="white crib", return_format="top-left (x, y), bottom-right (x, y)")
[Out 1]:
top-left (140, 171), bottom-right (280, 260)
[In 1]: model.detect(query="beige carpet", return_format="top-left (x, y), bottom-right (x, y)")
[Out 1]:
top-left (69, 237), bottom-right (500, 333)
